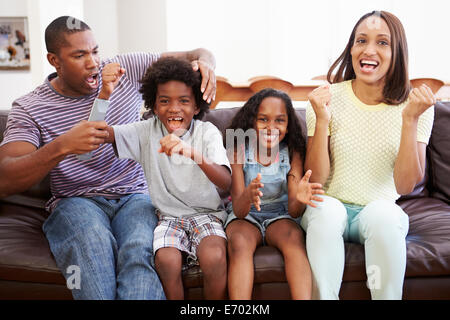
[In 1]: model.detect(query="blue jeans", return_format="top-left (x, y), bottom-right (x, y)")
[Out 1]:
top-left (42, 193), bottom-right (165, 300)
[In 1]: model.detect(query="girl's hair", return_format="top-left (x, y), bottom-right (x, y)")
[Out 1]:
top-left (139, 56), bottom-right (210, 119)
top-left (227, 88), bottom-right (306, 160)
top-left (327, 10), bottom-right (410, 105)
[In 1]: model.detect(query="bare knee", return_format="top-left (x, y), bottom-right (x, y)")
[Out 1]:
top-left (155, 247), bottom-right (182, 278)
top-left (226, 221), bottom-right (260, 257)
top-left (267, 219), bottom-right (305, 252)
top-left (197, 236), bottom-right (227, 274)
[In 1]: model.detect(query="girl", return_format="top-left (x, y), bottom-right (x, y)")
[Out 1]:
top-left (303, 11), bottom-right (435, 300)
top-left (225, 88), bottom-right (324, 300)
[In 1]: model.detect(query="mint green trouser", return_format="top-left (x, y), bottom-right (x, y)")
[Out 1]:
top-left (300, 195), bottom-right (409, 300)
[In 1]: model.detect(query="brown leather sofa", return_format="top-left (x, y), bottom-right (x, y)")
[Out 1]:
top-left (1, 101), bottom-right (450, 300)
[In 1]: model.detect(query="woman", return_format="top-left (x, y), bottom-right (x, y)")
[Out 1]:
top-left (302, 10), bottom-right (435, 300)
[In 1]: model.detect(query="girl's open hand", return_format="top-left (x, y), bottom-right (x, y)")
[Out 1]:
top-left (296, 170), bottom-right (325, 208)
top-left (247, 173), bottom-right (264, 211)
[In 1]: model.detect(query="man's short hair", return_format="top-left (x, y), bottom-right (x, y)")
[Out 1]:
top-left (45, 16), bottom-right (91, 54)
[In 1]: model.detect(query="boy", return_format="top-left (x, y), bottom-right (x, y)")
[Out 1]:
top-left (100, 57), bottom-right (231, 299)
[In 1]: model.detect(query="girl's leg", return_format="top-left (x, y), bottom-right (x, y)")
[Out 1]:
top-left (350, 200), bottom-right (409, 300)
top-left (265, 218), bottom-right (312, 300)
top-left (300, 195), bottom-right (348, 299)
top-left (196, 235), bottom-right (228, 299)
top-left (226, 219), bottom-right (263, 299)
top-left (154, 247), bottom-right (184, 300)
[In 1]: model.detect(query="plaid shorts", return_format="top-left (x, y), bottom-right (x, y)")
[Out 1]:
top-left (153, 214), bottom-right (226, 268)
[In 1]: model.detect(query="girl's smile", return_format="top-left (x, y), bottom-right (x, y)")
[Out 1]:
top-left (254, 96), bottom-right (288, 155)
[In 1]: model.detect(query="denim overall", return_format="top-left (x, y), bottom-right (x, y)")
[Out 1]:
top-left (226, 142), bottom-right (301, 238)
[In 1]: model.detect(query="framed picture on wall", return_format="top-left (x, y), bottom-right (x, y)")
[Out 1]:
top-left (0, 17), bottom-right (30, 70)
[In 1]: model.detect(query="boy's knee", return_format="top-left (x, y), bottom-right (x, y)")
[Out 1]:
top-left (198, 237), bottom-right (227, 270)
top-left (155, 248), bottom-right (182, 275)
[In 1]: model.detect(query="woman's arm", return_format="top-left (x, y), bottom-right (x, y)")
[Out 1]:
top-left (304, 85), bottom-right (332, 185)
top-left (394, 85), bottom-right (435, 194)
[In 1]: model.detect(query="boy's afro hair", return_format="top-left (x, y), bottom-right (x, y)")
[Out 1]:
top-left (139, 56), bottom-right (210, 119)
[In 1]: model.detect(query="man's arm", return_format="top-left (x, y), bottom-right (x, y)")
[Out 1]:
top-left (161, 48), bottom-right (216, 103)
top-left (0, 120), bottom-right (110, 198)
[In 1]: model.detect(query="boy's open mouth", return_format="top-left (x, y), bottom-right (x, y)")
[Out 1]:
top-left (360, 59), bottom-right (379, 73)
top-left (167, 116), bottom-right (185, 132)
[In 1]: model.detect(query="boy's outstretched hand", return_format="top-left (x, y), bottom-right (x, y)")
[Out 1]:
top-left (98, 63), bottom-right (126, 100)
top-left (246, 173), bottom-right (264, 211)
top-left (158, 133), bottom-right (196, 159)
top-left (296, 170), bottom-right (325, 208)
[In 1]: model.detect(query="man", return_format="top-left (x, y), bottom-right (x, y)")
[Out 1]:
top-left (0, 16), bottom-right (216, 300)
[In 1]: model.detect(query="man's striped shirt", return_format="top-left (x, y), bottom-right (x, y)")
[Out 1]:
top-left (1, 52), bottom-right (159, 211)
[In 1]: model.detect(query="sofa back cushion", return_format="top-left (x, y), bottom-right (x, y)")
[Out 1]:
top-left (3, 102), bottom-right (445, 208)
top-left (0, 110), bottom-right (8, 143)
top-left (428, 101), bottom-right (450, 203)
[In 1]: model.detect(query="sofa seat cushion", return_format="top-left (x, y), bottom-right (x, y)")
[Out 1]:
top-left (343, 198), bottom-right (450, 281)
top-left (0, 203), bottom-right (64, 285)
top-left (2, 197), bottom-right (449, 293)
top-left (399, 197), bottom-right (450, 277)
top-left (183, 246), bottom-right (287, 289)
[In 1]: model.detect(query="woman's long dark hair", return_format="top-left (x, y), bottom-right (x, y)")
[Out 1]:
top-left (328, 10), bottom-right (410, 105)
top-left (227, 88), bottom-right (306, 161)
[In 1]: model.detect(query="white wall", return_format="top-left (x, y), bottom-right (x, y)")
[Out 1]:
top-left (1, 0), bottom-right (449, 109)
top-left (0, 0), bottom-right (84, 108)
top-left (165, 0), bottom-right (450, 83)
top-left (83, 0), bottom-right (119, 60)
top-left (27, 0), bottom-right (84, 88)
top-left (117, 0), bottom-right (167, 54)
top-left (0, 0), bottom-right (167, 108)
